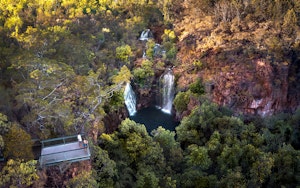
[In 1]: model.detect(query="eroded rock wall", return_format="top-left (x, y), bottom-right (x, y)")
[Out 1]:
top-left (174, 15), bottom-right (300, 116)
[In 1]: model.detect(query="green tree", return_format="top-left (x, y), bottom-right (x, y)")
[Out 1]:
top-left (0, 113), bottom-right (11, 150)
top-left (112, 65), bottom-right (133, 85)
top-left (152, 126), bottom-right (183, 169)
top-left (179, 168), bottom-right (216, 188)
top-left (176, 102), bottom-right (222, 147)
top-left (219, 167), bottom-right (247, 188)
top-left (217, 144), bottom-right (243, 174)
top-left (66, 171), bottom-right (98, 188)
top-left (136, 166), bottom-right (159, 188)
top-left (100, 119), bottom-right (166, 187)
top-left (206, 131), bottom-right (221, 155)
top-left (161, 29), bottom-right (176, 43)
top-left (11, 55), bottom-right (76, 137)
top-left (3, 124), bottom-right (34, 161)
top-left (268, 144), bottom-right (300, 187)
top-left (91, 145), bottom-right (117, 187)
top-left (0, 159), bottom-right (38, 188)
top-left (262, 118), bottom-right (293, 152)
top-left (133, 59), bottom-right (154, 88)
top-left (249, 152), bottom-right (274, 186)
top-left (242, 144), bottom-right (274, 186)
top-left (186, 144), bottom-right (212, 170)
top-left (290, 107), bottom-right (300, 148)
top-left (116, 44), bottom-right (133, 65)
top-left (189, 78), bottom-right (205, 95)
top-left (240, 123), bottom-right (264, 147)
top-left (0, 0), bottom-right (26, 37)
top-left (173, 91), bottom-right (190, 113)
top-left (0, 113), bottom-right (10, 135)
top-left (146, 39), bottom-right (156, 59)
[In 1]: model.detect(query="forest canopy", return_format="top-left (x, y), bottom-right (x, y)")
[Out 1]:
top-left (0, 0), bottom-right (299, 187)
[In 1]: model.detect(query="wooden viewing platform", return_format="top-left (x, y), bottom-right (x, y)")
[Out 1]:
top-left (39, 135), bottom-right (90, 168)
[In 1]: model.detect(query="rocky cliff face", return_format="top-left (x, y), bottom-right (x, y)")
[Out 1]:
top-left (173, 15), bottom-right (300, 116)
top-left (209, 60), bottom-right (291, 116)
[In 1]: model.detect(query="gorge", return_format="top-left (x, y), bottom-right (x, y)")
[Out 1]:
top-left (124, 67), bottom-right (177, 132)
top-left (0, 0), bottom-right (299, 187)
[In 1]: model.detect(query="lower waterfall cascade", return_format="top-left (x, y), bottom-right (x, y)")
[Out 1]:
top-left (159, 69), bottom-right (175, 114)
top-left (124, 82), bottom-right (137, 116)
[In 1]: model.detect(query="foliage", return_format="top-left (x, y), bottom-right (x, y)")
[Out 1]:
top-left (116, 44), bottom-right (133, 65)
top-left (0, 113), bottom-right (11, 150)
top-left (189, 78), bottom-right (205, 95)
top-left (145, 39), bottom-right (156, 59)
top-left (173, 91), bottom-right (190, 113)
top-left (0, 159), bottom-right (38, 188)
top-left (91, 144), bottom-right (117, 187)
top-left (3, 124), bottom-right (34, 161)
top-left (151, 126), bottom-right (183, 168)
top-left (186, 144), bottom-right (212, 170)
top-left (176, 102), bottom-right (222, 146)
top-left (165, 44), bottom-right (177, 59)
top-left (112, 65), bottom-right (132, 85)
top-left (133, 59), bottom-right (154, 88)
top-left (0, 113), bottom-right (10, 135)
top-left (0, 0), bottom-right (299, 187)
top-left (0, 136), bottom-right (4, 152)
top-left (218, 168), bottom-right (246, 188)
top-left (193, 60), bottom-right (203, 71)
top-left (10, 54), bottom-right (77, 137)
top-left (136, 167), bottom-right (159, 188)
top-left (269, 144), bottom-right (300, 187)
top-left (66, 171), bottom-right (98, 188)
top-left (99, 119), bottom-right (168, 187)
top-left (161, 29), bottom-right (177, 60)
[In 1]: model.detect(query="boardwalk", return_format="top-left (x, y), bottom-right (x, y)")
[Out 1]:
top-left (39, 136), bottom-right (90, 167)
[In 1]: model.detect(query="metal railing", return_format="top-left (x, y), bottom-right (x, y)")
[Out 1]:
top-left (39, 134), bottom-right (90, 167)
top-left (41, 134), bottom-right (85, 148)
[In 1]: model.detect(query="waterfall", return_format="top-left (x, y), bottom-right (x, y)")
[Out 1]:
top-left (159, 69), bottom-right (175, 114)
top-left (139, 29), bottom-right (152, 41)
top-left (142, 50), bottom-right (147, 59)
top-left (124, 82), bottom-right (137, 116)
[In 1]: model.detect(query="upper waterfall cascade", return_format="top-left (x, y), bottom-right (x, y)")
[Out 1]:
top-left (160, 69), bottom-right (175, 114)
top-left (124, 82), bottom-right (137, 116)
top-left (139, 29), bottom-right (153, 41)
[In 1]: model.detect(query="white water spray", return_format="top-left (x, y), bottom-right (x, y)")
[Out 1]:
top-left (139, 29), bottom-right (152, 41)
top-left (160, 70), bottom-right (175, 114)
top-left (124, 82), bottom-right (137, 116)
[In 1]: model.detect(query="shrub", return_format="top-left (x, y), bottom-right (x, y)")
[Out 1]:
top-left (116, 44), bottom-right (133, 64)
top-left (146, 39), bottom-right (156, 59)
top-left (133, 60), bottom-right (154, 87)
top-left (193, 60), bottom-right (203, 71)
top-left (174, 91), bottom-right (191, 113)
top-left (3, 124), bottom-right (34, 161)
top-left (189, 79), bottom-right (205, 95)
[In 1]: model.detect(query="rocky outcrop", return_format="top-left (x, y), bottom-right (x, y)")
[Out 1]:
top-left (103, 108), bottom-right (128, 133)
top-left (136, 88), bottom-right (155, 110)
top-left (174, 16), bottom-right (300, 116)
top-left (210, 60), bottom-right (291, 116)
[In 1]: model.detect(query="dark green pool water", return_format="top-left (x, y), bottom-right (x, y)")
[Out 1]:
top-left (129, 106), bottom-right (179, 133)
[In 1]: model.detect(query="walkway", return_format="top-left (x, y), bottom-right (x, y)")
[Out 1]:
top-left (39, 135), bottom-right (90, 167)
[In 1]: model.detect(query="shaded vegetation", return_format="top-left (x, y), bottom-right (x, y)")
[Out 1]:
top-left (0, 0), bottom-right (299, 187)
